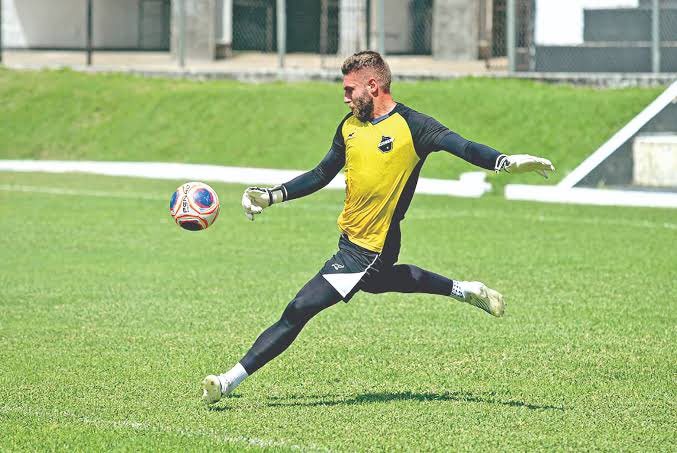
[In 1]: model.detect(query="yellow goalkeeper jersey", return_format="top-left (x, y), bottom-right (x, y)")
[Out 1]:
top-left (281, 103), bottom-right (503, 254)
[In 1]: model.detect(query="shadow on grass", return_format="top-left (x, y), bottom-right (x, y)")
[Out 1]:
top-left (267, 391), bottom-right (565, 412)
top-left (208, 405), bottom-right (232, 412)
top-left (206, 394), bottom-right (242, 411)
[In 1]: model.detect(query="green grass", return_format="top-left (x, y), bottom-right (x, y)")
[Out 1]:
top-left (0, 68), bottom-right (664, 188)
top-left (1, 172), bottom-right (675, 451)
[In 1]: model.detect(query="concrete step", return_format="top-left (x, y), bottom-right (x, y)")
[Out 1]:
top-left (633, 135), bottom-right (677, 187)
top-left (584, 8), bottom-right (677, 43)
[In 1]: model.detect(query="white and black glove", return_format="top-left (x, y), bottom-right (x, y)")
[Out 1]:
top-left (241, 186), bottom-right (286, 221)
top-left (496, 154), bottom-right (555, 179)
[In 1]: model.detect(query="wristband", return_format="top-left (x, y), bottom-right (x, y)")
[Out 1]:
top-left (270, 185), bottom-right (287, 204)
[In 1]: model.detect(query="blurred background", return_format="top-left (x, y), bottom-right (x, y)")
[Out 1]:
top-left (2, 0), bottom-right (677, 76)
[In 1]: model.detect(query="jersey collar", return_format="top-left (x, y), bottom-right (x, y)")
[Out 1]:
top-left (370, 103), bottom-right (400, 125)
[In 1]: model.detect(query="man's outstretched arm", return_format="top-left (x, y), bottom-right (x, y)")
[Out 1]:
top-left (435, 131), bottom-right (554, 177)
top-left (412, 112), bottom-right (555, 177)
top-left (281, 146), bottom-right (345, 200)
top-left (434, 131), bottom-right (504, 171)
top-left (241, 146), bottom-right (345, 221)
top-left (242, 114), bottom-right (350, 221)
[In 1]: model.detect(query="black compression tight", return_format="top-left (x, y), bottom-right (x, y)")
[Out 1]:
top-left (361, 264), bottom-right (454, 295)
top-left (239, 264), bottom-right (455, 374)
top-left (240, 273), bottom-right (342, 374)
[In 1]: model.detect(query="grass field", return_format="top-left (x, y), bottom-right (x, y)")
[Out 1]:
top-left (1, 171), bottom-right (675, 451)
top-left (0, 69), bottom-right (664, 189)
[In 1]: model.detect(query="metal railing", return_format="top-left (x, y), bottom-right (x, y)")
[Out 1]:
top-left (1, 0), bottom-right (675, 75)
top-left (506, 0), bottom-right (677, 74)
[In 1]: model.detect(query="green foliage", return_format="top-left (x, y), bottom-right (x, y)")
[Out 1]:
top-left (1, 172), bottom-right (675, 451)
top-left (0, 69), bottom-right (663, 188)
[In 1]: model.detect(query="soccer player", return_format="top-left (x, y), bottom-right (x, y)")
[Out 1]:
top-left (202, 51), bottom-right (554, 404)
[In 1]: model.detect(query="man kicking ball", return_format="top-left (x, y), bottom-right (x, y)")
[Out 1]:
top-left (202, 51), bottom-right (554, 404)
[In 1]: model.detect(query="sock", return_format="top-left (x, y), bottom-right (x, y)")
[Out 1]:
top-left (450, 280), bottom-right (466, 301)
top-left (218, 362), bottom-right (249, 393)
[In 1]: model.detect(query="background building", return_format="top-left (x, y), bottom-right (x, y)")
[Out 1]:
top-left (1, 0), bottom-right (510, 61)
top-left (2, 0), bottom-right (675, 72)
top-left (3, 0), bottom-right (171, 50)
top-left (533, 0), bottom-right (677, 72)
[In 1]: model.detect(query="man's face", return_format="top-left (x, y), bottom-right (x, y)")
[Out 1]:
top-left (343, 71), bottom-right (374, 123)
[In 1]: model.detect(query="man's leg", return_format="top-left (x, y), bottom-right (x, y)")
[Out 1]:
top-left (202, 273), bottom-right (341, 403)
top-left (361, 264), bottom-right (505, 317)
top-left (239, 274), bottom-right (341, 373)
top-left (362, 264), bottom-right (453, 295)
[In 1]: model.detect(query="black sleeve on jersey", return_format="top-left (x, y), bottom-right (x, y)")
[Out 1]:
top-left (281, 114), bottom-right (349, 201)
top-left (406, 109), bottom-right (505, 171)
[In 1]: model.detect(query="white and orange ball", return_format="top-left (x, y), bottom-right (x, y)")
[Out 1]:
top-left (169, 182), bottom-right (220, 231)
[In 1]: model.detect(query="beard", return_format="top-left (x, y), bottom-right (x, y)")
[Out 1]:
top-left (351, 93), bottom-right (374, 122)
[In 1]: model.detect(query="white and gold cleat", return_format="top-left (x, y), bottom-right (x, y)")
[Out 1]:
top-left (459, 281), bottom-right (505, 317)
top-left (202, 375), bottom-right (232, 404)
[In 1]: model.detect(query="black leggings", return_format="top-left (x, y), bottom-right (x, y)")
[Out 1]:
top-left (239, 264), bottom-right (454, 374)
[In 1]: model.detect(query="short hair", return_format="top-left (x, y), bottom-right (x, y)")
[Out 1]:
top-left (341, 51), bottom-right (392, 92)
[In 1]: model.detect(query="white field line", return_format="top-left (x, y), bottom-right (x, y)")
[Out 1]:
top-left (2, 183), bottom-right (675, 231)
top-left (505, 184), bottom-right (677, 209)
top-left (0, 184), bottom-right (167, 201)
top-left (0, 405), bottom-right (328, 452)
top-left (0, 160), bottom-right (492, 198)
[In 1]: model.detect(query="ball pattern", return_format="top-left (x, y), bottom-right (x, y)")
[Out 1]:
top-left (169, 182), bottom-right (220, 231)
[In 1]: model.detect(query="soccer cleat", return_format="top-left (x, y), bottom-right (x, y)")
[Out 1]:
top-left (459, 281), bottom-right (505, 317)
top-left (202, 374), bottom-right (232, 404)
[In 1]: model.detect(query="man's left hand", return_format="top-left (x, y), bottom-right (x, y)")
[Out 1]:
top-left (501, 154), bottom-right (555, 179)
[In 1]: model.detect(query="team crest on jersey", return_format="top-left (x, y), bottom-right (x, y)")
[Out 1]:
top-left (378, 136), bottom-right (394, 153)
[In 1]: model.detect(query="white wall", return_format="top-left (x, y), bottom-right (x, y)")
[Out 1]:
top-left (535, 0), bottom-right (639, 45)
top-left (2, 0), bottom-right (140, 48)
top-left (369, 0), bottom-right (413, 53)
top-left (339, 0), bottom-right (368, 55)
top-left (93, 0), bottom-right (140, 48)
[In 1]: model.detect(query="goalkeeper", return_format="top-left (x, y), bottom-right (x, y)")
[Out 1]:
top-left (202, 51), bottom-right (554, 403)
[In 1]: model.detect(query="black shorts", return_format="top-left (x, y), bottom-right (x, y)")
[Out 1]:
top-left (320, 225), bottom-right (401, 302)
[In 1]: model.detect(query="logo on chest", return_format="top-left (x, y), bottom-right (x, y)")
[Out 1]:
top-left (377, 136), bottom-right (394, 153)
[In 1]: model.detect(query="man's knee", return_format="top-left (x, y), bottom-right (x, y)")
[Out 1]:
top-left (405, 265), bottom-right (425, 287)
top-left (283, 283), bottom-right (331, 326)
top-left (280, 274), bottom-right (341, 325)
top-left (281, 297), bottom-right (309, 326)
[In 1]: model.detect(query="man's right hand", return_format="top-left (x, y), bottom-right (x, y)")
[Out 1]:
top-left (241, 186), bottom-right (285, 221)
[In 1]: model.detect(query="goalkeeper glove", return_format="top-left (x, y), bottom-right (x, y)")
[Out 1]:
top-left (241, 186), bottom-right (286, 221)
top-left (496, 154), bottom-right (555, 179)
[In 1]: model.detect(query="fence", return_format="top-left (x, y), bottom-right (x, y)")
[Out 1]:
top-left (198, 0), bottom-right (483, 69)
top-left (229, 0), bottom-right (431, 68)
top-left (508, 0), bottom-right (677, 73)
top-left (0, 0), bottom-right (454, 71)
top-left (0, 0), bottom-right (675, 75)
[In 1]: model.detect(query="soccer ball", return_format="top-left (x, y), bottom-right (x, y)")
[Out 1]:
top-left (169, 182), bottom-right (220, 231)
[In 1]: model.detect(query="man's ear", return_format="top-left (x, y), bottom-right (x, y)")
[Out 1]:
top-left (368, 78), bottom-right (379, 95)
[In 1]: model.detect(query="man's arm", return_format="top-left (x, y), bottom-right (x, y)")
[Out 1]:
top-left (281, 146), bottom-right (345, 200)
top-left (412, 112), bottom-right (554, 177)
top-left (241, 147), bottom-right (345, 220)
top-left (433, 131), bottom-right (504, 171)
top-left (242, 114), bottom-right (350, 221)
